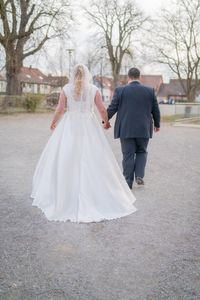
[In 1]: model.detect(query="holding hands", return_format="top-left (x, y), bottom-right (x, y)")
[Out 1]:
top-left (102, 120), bottom-right (111, 130)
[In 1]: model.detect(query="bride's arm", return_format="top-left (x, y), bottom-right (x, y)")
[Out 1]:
top-left (94, 90), bottom-right (109, 124)
top-left (50, 90), bottom-right (67, 130)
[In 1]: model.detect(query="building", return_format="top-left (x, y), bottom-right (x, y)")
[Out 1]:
top-left (157, 79), bottom-right (186, 102)
top-left (0, 66), bottom-right (68, 95)
top-left (94, 74), bottom-right (164, 101)
top-left (117, 75), bottom-right (163, 94)
top-left (18, 67), bottom-right (50, 94)
top-left (157, 79), bottom-right (200, 102)
top-left (46, 74), bottom-right (68, 93)
top-left (140, 75), bottom-right (163, 94)
top-left (19, 66), bottom-right (68, 94)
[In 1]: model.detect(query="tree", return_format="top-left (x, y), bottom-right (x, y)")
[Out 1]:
top-left (0, 44), bottom-right (5, 70)
top-left (0, 0), bottom-right (71, 95)
top-left (150, 0), bottom-right (200, 102)
top-left (84, 0), bottom-right (147, 88)
top-left (80, 36), bottom-right (110, 75)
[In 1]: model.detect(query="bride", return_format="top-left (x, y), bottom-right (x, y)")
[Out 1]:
top-left (30, 64), bottom-right (137, 223)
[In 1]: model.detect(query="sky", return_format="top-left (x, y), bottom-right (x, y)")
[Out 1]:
top-left (136, 0), bottom-right (169, 14)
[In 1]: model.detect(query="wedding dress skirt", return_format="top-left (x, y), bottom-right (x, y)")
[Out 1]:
top-left (30, 85), bottom-right (137, 223)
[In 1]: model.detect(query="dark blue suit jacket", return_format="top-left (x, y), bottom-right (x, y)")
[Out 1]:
top-left (107, 81), bottom-right (160, 139)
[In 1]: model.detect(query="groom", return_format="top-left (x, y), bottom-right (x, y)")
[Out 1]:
top-left (104, 67), bottom-right (160, 189)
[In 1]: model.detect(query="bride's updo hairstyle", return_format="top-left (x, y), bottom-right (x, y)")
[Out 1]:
top-left (71, 64), bottom-right (92, 100)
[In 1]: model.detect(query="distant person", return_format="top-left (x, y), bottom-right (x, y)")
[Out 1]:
top-left (30, 64), bottom-right (137, 223)
top-left (104, 67), bottom-right (160, 189)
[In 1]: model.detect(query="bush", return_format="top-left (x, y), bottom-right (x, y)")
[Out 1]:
top-left (22, 94), bottom-right (43, 112)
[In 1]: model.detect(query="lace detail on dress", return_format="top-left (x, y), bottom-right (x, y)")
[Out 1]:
top-left (63, 83), bottom-right (97, 113)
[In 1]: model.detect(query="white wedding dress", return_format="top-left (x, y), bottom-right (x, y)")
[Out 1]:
top-left (30, 82), bottom-right (137, 223)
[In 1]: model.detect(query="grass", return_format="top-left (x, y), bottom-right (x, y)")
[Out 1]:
top-left (180, 118), bottom-right (200, 125)
top-left (161, 115), bottom-right (200, 123)
top-left (161, 115), bottom-right (184, 122)
top-left (192, 119), bottom-right (200, 124)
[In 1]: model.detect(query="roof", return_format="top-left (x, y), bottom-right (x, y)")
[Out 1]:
top-left (17, 67), bottom-right (68, 87)
top-left (18, 67), bottom-right (49, 84)
top-left (94, 74), bottom-right (163, 92)
top-left (46, 75), bottom-right (68, 87)
top-left (157, 79), bottom-right (187, 98)
top-left (140, 75), bottom-right (163, 92)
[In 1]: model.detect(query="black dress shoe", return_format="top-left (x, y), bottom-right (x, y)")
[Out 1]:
top-left (136, 177), bottom-right (144, 185)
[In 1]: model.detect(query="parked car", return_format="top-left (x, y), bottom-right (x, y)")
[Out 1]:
top-left (159, 98), bottom-right (175, 105)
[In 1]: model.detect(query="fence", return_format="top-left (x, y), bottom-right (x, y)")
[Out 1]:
top-left (175, 103), bottom-right (200, 118)
top-left (159, 102), bottom-right (200, 122)
top-left (1, 95), bottom-right (200, 123)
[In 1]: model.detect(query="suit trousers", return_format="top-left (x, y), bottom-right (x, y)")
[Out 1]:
top-left (120, 138), bottom-right (149, 188)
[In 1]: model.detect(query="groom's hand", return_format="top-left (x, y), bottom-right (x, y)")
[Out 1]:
top-left (154, 127), bottom-right (160, 132)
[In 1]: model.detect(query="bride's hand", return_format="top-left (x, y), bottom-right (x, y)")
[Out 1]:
top-left (50, 123), bottom-right (56, 131)
top-left (103, 121), bottom-right (111, 129)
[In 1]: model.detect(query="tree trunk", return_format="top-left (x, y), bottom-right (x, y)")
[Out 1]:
top-left (6, 49), bottom-right (23, 95)
top-left (112, 60), bottom-right (122, 89)
top-left (6, 70), bottom-right (21, 95)
top-left (187, 86), bottom-right (196, 102)
top-left (112, 63), bottom-right (121, 88)
top-left (113, 73), bottom-right (119, 88)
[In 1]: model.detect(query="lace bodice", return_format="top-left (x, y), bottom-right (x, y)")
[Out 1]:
top-left (51, 82), bottom-right (108, 127)
top-left (63, 83), bottom-right (98, 113)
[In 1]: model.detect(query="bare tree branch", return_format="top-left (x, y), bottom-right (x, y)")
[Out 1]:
top-left (0, 0), bottom-right (72, 95)
top-left (147, 0), bottom-right (200, 101)
top-left (84, 0), bottom-right (147, 87)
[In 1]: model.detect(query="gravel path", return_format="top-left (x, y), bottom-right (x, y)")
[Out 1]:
top-left (0, 112), bottom-right (200, 300)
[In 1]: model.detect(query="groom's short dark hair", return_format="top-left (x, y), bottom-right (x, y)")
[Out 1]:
top-left (128, 67), bottom-right (140, 79)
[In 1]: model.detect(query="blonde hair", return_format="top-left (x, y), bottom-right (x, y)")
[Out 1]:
top-left (74, 65), bottom-right (84, 99)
